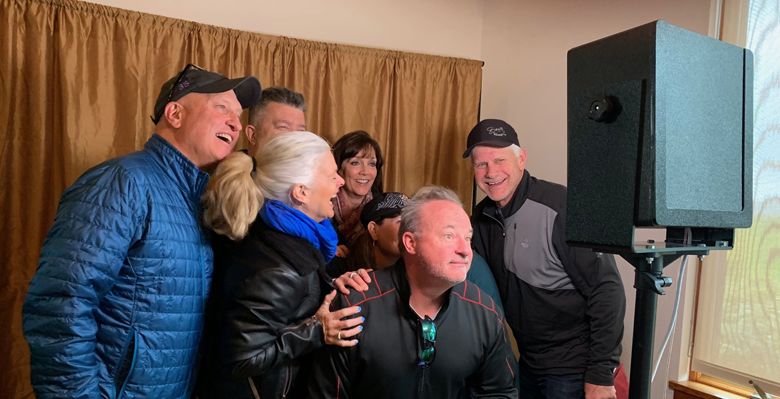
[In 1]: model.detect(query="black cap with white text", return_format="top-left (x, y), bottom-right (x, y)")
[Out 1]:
top-left (462, 119), bottom-right (519, 158)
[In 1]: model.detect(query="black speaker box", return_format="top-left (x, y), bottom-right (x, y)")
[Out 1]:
top-left (566, 20), bottom-right (753, 250)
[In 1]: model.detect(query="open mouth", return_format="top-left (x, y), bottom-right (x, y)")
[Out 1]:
top-left (355, 179), bottom-right (370, 184)
top-left (216, 133), bottom-right (233, 144)
top-left (485, 178), bottom-right (506, 187)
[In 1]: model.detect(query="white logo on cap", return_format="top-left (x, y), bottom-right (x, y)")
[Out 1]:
top-left (376, 195), bottom-right (408, 210)
top-left (487, 126), bottom-right (506, 137)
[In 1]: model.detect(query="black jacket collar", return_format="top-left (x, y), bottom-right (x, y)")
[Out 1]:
top-left (391, 259), bottom-right (455, 322)
top-left (249, 219), bottom-right (326, 276)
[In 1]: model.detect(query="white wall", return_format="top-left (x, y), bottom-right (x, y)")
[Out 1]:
top-left (84, 0), bottom-right (485, 60)
top-left (480, 0), bottom-right (711, 185)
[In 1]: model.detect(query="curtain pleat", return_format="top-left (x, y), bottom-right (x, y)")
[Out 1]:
top-left (0, 0), bottom-right (482, 397)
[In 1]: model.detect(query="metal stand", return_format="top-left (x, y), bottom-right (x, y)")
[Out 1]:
top-left (619, 245), bottom-right (709, 399)
top-left (573, 227), bottom-right (734, 398)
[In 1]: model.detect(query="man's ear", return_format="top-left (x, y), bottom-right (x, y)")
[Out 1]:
top-left (290, 184), bottom-right (308, 206)
top-left (163, 101), bottom-right (185, 128)
top-left (517, 147), bottom-right (528, 169)
top-left (401, 231), bottom-right (417, 255)
top-left (367, 221), bottom-right (379, 241)
top-left (245, 124), bottom-right (257, 145)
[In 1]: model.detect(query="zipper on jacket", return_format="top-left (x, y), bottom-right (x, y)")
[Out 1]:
top-left (483, 210), bottom-right (506, 238)
top-left (416, 316), bottom-right (427, 398)
top-left (281, 365), bottom-right (293, 398)
top-left (187, 222), bottom-right (210, 394)
top-left (483, 208), bottom-right (505, 229)
top-left (115, 328), bottom-right (139, 398)
top-left (247, 377), bottom-right (262, 399)
top-left (417, 366), bottom-right (426, 398)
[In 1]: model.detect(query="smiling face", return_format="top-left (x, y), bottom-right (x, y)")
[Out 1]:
top-left (298, 152), bottom-right (345, 222)
top-left (339, 147), bottom-right (378, 198)
top-left (403, 200), bottom-right (473, 285)
top-left (246, 102), bottom-right (306, 154)
top-left (471, 145), bottom-right (526, 208)
top-left (170, 91), bottom-right (243, 168)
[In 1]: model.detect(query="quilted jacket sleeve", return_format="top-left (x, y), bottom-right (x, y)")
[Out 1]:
top-left (221, 266), bottom-right (325, 378)
top-left (22, 164), bottom-right (144, 399)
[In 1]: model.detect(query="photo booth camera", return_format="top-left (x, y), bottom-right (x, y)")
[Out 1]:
top-left (566, 20), bottom-right (753, 399)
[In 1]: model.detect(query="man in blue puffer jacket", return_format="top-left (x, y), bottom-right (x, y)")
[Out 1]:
top-left (22, 64), bottom-right (261, 399)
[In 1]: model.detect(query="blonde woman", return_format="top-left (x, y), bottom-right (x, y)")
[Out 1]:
top-left (198, 131), bottom-right (365, 399)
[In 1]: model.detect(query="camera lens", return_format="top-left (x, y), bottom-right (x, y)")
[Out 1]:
top-left (587, 97), bottom-right (619, 122)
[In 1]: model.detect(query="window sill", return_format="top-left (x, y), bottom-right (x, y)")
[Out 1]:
top-left (669, 380), bottom-right (752, 399)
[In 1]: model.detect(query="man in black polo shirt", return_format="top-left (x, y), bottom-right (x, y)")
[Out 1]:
top-left (308, 186), bottom-right (517, 398)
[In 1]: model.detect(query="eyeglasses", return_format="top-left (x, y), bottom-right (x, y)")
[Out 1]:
top-left (417, 316), bottom-right (437, 368)
top-left (166, 63), bottom-right (205, 103)
top-left (152, 64), bottom-right (206, 123)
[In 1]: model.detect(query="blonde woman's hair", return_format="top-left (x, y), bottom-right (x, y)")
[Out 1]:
top-left (202, 131), bottom-right (331, 240)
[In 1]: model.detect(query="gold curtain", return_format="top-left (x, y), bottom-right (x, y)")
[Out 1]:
top-left (0, 0), bottom-right (482, 397)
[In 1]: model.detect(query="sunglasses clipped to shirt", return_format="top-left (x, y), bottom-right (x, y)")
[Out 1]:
top-left (417, 316), bottom-right (437, 368)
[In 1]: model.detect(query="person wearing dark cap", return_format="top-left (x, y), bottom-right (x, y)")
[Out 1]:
top-left (22, 64), bottom-right (261, 399)
top-left (464, 119), bottom-right (625, 399)
top-left (360, 191), bottom-right (409, 268)
top-left (325, 192), bottom-right (407, 278)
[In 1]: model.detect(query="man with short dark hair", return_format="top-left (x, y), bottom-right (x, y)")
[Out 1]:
top-left (309, 186), bottom-right (517, 398)
top-left (464, 119), bottom-right (625, 399)
top-left (23, 64), bottom-right (261, 399)
top-left (245, 86), bottom-right (307, 153)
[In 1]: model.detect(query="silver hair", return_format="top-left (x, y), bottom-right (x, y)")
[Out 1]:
top-left (468, 143), bottom-right (521, 163)
top-left (398, 186), bottom-right (463, 253)
top-left (202, 131), bottom-right (331, 240)
top-left (255, 131), bottom-right (331, 203)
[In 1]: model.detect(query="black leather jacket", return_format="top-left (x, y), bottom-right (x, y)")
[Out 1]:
top-left (197, 219), bottom-right (330, 399)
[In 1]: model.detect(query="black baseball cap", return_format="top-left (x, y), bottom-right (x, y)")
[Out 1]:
top-left (360, 192), bottom-right (410, 227)
top-left (151, 64), bottom-right (261, 124)
top-left (462, 118), bottom-right (520, 158)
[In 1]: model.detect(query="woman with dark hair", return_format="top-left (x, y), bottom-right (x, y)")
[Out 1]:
top-left (198, 131), bottom-right (365, 399)
top-left (330, 130), bottom-right (384, 254)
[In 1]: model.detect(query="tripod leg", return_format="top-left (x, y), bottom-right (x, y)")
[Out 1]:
top-left (628, 256), bottom-right (664, 399)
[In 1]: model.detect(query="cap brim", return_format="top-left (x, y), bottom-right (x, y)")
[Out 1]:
top-left (361, 209), bottom-right (403, 227)
top-left (462, 140), bottom-right (513, 158)
top-left (193, 76), bottom-right (262, 109)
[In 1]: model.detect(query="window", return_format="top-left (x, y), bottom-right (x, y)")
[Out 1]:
top-left (690, 0), bottom-right (780, 395)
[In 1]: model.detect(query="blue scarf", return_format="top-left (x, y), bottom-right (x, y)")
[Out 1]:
top-left (259, 199), bottom-right (338, 262)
